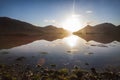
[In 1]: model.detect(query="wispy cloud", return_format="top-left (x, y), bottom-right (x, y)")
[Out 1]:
top-left (86, 10), bottom-right (93, 14)
top-left (44, 19), bottom-right (56, 23)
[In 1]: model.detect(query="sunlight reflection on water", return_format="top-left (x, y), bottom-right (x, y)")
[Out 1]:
top-left (0, 35), bottom-right (120, 70)
top-left (63, 35), bottom-right (79, 48)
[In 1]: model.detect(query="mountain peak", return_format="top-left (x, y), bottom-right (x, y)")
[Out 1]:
top-left (95, 23), bottom-right (116, 28)
top-left (85, 25), bottom-right (93, 28)
top-left (0, 17), bottom-right (69, 36)
top-left (73, 23), bottom-right (119, 34)
top-left (0, 17), bottom-right (11, 19)
top-left (45, 25), bottom-right (57, 28)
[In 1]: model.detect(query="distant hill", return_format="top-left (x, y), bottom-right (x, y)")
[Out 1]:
top-left (73, 23), bottom-right (120, 35)
top-left (0, 17), bottom-right (68, 36)
top-left (0, 17), bottom-right (69, 49)
top-left (41, 25), bottom-right (69, 35)
top-left (0, 17), bottom-right (43, 36)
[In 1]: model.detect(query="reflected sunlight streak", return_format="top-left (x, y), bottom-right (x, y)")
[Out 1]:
top-left (64, 35), bottom-right (79, 48)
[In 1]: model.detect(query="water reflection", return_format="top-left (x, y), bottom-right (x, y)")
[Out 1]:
top-left (0, 34), bottom-right (67, 49)
top-left (1, 33), bottom-right (120, 50)
top-left (76, 34), bottom-right (120, 43)
top-left (0, 34), bottom-right (120, 70)
top-left (63, 35), bottom-right (79, 48)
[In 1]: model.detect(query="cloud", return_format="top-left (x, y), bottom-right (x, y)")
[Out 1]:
top-left (86, 10), bottom-right (93, 14)
top-left (44, 19), bottom-right (56, 23)
top-left (72, 14), bottom-right (82, 17)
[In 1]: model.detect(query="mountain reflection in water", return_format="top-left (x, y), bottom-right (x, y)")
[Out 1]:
top-left (0, 34), bottom-right (120, 70)
top-left (76, 34), bottom-right (120, 44)
top-left (0, 34), bottom-right (67, 49)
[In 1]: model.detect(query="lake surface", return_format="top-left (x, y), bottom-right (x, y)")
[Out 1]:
top-left (0, 34), bottom-right (120, 70)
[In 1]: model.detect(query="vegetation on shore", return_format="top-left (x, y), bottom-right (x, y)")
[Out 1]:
top-left (0, 64), bottom-right (120, 80)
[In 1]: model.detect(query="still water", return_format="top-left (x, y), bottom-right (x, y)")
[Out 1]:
top-left (0, 35), bottom-right (120, 70)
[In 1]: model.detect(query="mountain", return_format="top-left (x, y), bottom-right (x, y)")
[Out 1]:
top-left (117, 25), bottom-right (120, 32)
top-left (0, 17), bottom-right (43, 36)
top-left (117, 25), bottom-right (120, 27)
top-left (73, 23), bottom-right (120, 35)
top-left (41, 25), bottom-right (68, 34)
top-left (73, 23), bottom-right (120, 43)
top-left (0, 17), bottom-right (69, 49)
top-left (0, 17), bottom-right (68, 36)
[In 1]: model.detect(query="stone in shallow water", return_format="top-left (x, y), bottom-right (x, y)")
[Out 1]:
top-left (40, 52), bottom-right (48, 54)
top-left (15, 56), bottom-right (26, 61)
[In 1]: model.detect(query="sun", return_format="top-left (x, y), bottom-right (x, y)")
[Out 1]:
top-left (61, 14), bottom-right (84, 32)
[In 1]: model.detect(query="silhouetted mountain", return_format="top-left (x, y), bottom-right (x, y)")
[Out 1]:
top-left (0, 17), bottom-right (43, 36)
top-left (0, 17), bottom-right (69, 49)
top-left (117, 25), bottom-right (120, 32)
top-left (73, 23), bottom-right (120, 43)
top-left (117, 25), bottom-right (120, 27)
top-left (74, 23), bottom-right (120, 34)
top-left (42, 25), bottom-right (68, 34)
top-left (0, 17), bottom-right (68, 36)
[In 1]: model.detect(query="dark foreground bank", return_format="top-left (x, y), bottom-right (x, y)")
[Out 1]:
top-left (0, 64), bottom-right (120, 80)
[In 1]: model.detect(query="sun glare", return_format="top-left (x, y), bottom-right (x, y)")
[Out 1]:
top-left (61, 14), bottom-right (83, 32)
top-left (63, 35), bottom-right (79, 48)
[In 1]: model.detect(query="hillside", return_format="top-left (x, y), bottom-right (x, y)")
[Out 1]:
top-left (73, 23), bottom-right (120, 35)
top-left (0, 17), bottom-right (68, 36)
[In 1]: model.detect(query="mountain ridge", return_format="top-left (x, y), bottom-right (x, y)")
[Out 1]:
top-left (74, 23), bottom-right (120, 34)
top-left (0, 17), bottom-right (68, 36)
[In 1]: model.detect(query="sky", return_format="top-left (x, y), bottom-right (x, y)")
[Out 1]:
top-left (0, 0), bottom-right (120, 27)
